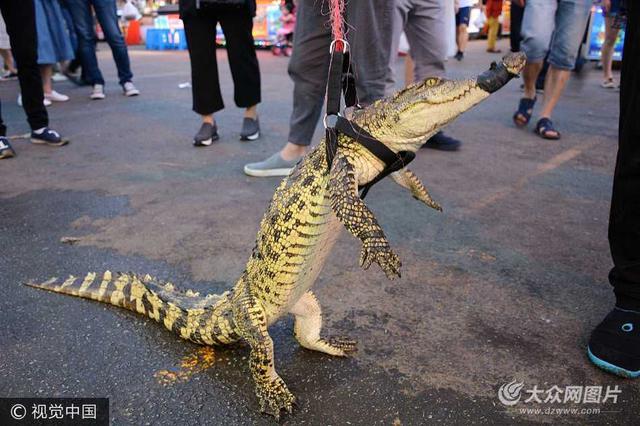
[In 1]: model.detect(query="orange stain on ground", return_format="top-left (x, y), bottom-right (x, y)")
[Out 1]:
top-left (154, 347), bottom-right (217, 385)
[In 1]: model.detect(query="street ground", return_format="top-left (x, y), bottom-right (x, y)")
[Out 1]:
top-left (1, 39), bottom-right (637, 425)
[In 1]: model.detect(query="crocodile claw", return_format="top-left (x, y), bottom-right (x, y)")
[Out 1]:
top-left (256, 375), bottom-right (296, 419)
top-left (359, 244), bottom-right (402, 279)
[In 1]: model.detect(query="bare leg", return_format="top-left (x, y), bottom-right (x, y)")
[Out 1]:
top-left (0, 49), bottom-right (17, 73)
top-left (40, 65), bottom-right (53, 95)
top-left (289, 291), bottom-right (357, 356)
top-left (244, 104), bottom-right (258, 119)
top-left (602, 16), bottom-right (619, 82)
top-left (522, 61), bottom-right (544, 100)
top-left (201, 114), bottom-right (214, 125)
top-left (456, 25), bottom-right (468, 53)
top-left (539, 65), bottom-right (571, 120)
top-left (280, 142), bottom-right (308, 161)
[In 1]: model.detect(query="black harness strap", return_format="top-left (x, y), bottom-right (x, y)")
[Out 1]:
top-left (324, 44), bottom-right (414, 199)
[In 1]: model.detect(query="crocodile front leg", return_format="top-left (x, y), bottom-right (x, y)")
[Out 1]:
top-left (329, 154), bottom-right (401, 279)
top-left (289, 291), bottom-right (357, 356)
top-left (232, 291), bottom-right (295, 419)
top-left (391, 168), bottom-right (442, 211)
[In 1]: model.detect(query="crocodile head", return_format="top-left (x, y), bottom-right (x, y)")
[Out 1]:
top-left (353, 52), bottom-right (526, 153)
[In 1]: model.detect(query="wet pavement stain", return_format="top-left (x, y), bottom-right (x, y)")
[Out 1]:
top-left (154, 347), bottom-right (217, 385)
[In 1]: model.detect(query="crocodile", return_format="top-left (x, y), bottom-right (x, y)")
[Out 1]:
top-left (27, 53), bottom-right (526, 419)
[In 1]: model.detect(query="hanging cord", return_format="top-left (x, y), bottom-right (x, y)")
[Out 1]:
top-left (323, 0), bottom-right (415, 198)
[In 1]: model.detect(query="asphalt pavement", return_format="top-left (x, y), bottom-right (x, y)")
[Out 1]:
top-left (1, 39), bottom-right (637, 425)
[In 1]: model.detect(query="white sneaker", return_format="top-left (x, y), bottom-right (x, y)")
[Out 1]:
top-left (17, 94), bottom-right (51, 107)
top-left (90, 84), bottom-right (106, 100)
top-left (45, 90), bottom-right (69, 102)
top-left (122, 81), bottom-right (140, 97)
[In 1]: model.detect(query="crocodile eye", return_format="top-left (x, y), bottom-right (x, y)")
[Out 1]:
top-left (426, 78), bottom-right (439, 86)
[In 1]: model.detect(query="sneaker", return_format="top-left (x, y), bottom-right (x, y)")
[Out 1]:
top-left (90, 84), bottom-right (106, 100)
top-left (454, 51), bottom-right (464, 61)
top-left (588, 307), bottom-right (640, 378)
top-left (244, 152), bottom-right (300, 177)
top-left (17, 94), bottom-right (51, 107)
top-left (122, 81), bottom-right (140, 97)
top-left (240, 117), bottom-right (260, 141)
top-left (51, 72), bottom-right (68, 82)
top-left (45, 90), bottom-right (70, 102)
top-left (1, 71), bottom-right (18, 80)
top-left (0, 136), bottom-right (15, 159)
top-left (193, 122), bottom-right (219, 147)
top-left (421, 131), bottom-right (461, 151)
top-left (601, 78), bottom-right (617, 89)
top-left (30, 127), bottom-right (69, 147)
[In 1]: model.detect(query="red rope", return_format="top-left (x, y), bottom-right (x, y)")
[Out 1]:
top-left (329, 0), bottom-right (345, 43)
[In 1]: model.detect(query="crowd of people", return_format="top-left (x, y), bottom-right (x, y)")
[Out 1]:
top-left (0, 0), bottom-right (139, 159)
top-left (0, 0), bottom-right (637, 378)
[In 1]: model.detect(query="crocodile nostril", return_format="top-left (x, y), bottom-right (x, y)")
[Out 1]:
top-left (621, 323), bottom-right (634, 332)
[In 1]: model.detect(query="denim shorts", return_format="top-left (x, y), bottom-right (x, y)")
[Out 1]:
top-left (521, 0), bottom-right (592, 70)
top-left (456, 6), bottom-right (471, 26)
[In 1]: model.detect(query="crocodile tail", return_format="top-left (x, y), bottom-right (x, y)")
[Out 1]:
top-left (25, 271), bottom-right (232, 345)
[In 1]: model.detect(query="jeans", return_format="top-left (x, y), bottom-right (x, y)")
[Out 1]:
top-left (65, 0), bottom-right (133, 85)
top-left (520, 0), bottom-right (591, 70)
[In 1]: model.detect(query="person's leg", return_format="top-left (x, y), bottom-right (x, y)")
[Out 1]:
top-left (402, 0), bottom-right (446, 82)
top-left (539, 0), bottom-right (592, 125)
top-left (285, 0), bottom-right (331, 153)
top-left (385, 0), bottom-right (410, 94)
top-left (41, 64), bottom-right (52, 94)
top-left (218, 9), bottom-right (261, 116)
top-left (510, 2), bottom-right (524, 52)
top-left (91, 0), bottom-right (133, 85)
top-left (514, 0), bottom-right (555, 125)
top-left (347, 0), bottom-right (395, 104)
top-left (1, 0), bottom-right (48, 131)
top-left (487, 16), bottom-right (499, 51)
top-left (588, 0), bottom-right (640, 378)
top-left (183, 13), bottom-right (223, 126)
top-left (601, 16), bottom-right (619, 84)
top-left (65, 0), bottom-right (104, 86)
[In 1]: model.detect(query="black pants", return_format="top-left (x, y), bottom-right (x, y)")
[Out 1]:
top-left (0, 0), bottom-right (48, 136)
top-left (510, 3), bottom-right (524, 52)
top-left (183, 9), bottom-right (261, 115)
top-left (609, 1), bottom-right (640, 310)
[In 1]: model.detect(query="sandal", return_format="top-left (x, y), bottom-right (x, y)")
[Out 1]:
top-left (513, 97), bottom-right (536, 127)
top-left (601, 78), bottom-right (616, 89)
top-left (534, 118), bottom-right (561, 140)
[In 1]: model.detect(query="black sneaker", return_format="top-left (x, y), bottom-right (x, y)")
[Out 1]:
top-left (193, 122), bottom-right (219, 147)
top-left (454, 51), bottom-right (464, 61)
top-left (30, 128), bottom-right (68, 146)
top-left (0, 136), bottom-right (15, 159)
top-left (588, 307), bottom-right (640, 378)
top-left (240, 117), bottom-right (260, 141)
top-left (421, 131), bottom-right (461, 151)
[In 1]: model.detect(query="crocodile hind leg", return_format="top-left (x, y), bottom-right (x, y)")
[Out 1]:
top-left (391, 168), bottom-right (442, 211)
top-left (232, 291), bottom-right (295, 419)
top-left (289, 291), bottom-right (357, 356)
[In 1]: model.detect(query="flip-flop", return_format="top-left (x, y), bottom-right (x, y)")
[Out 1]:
top-left (513, 97), bottom-right (536, 127)
top-left (534, 118), bottom-right (561, 140)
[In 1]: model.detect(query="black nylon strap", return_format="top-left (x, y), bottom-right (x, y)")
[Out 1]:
top-left (335, 117), bottom-right (398, 166)
top-left (326, 50), bottom-right (344, 117)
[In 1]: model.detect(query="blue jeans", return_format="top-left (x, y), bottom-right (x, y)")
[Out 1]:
top-left (65, 0), bottom-right (133, 85)
top-left (521, 0), bottom-right (591, 70)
